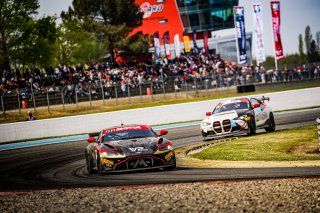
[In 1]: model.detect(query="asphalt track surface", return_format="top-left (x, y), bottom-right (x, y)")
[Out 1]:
top-left (0, 109), bottom-right (319, 193)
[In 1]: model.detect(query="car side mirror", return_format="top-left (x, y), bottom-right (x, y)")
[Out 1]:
top-left (87, 137), bottom-right (96, 143)
top-left (206, 112), bottom-right (212, 116)
top-left (253, 103), bottom-right (261, 108)
top-left (159, 130), bottom-right (168, 136)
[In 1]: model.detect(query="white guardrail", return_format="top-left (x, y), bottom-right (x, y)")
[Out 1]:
top-left (0, 87), bottom-right (320, 143)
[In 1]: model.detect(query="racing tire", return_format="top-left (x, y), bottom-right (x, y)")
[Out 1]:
top-left (163, 157), bottom-right (176, 171)
top-left (96, 153), bottom-right (103, 175)
top-left (247, 116), bottom-right (256, 136)
top-left (85, 151), bottom-right (95, 174)
top-left (265, 113), bottom-right (276, 132)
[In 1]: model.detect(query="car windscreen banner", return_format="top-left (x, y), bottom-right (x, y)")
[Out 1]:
top-left (174, 34), bottom-right (181, 57)
top-left (153, 32), bottom-right (161, 59)
top-left (234, 6), bottom-right (247, 64)
top-left (253, 3), bottom-right (266, 64)
top-left (270, 1), bottom-right (284, 60)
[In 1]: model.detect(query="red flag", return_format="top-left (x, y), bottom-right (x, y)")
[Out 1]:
top-left (203, 30), bottom-right (209, 54)
top-left (271, 1), bottom-right (284, 60)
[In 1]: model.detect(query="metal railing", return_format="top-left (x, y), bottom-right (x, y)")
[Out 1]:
top-left (0, 70), bottom-right (320, 115)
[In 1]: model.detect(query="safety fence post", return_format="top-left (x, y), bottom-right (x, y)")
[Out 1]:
top-left (114, 85), bottom-right (118, 106)
top-left (61, 86), bottom-right (66, 111)
top-left (139, 83), bottom-right (142, 103)
top-left (17, 89), bottom-right (21, 115)
top-left (317, 118), bottom-right (320, 152)
top-left (46, 90), bottom-right (50, 113)
top-left (75, 87), bottom-right (79, 111)
top-left (1, 91), bottom-right (6, 119)
top-left (128, 85), bottom-right (131, 104)
top-left (89, 86), bottom-right (92, 110)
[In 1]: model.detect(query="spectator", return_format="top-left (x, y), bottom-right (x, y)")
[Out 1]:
top-left (27, 111), bottom-right (36, 121)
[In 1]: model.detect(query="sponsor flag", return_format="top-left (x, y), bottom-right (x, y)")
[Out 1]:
top-left (163, 31), bottom-right (171, 59)
top-left (193, 29), bottom-right (199, 54)
top-left (271, 1), bottom-right (284, 60)
top-left (203, 30), bottom-right (209, 54)
top-left (153, 32), bottom-right (161, 59)
top-left (183, 29), bottom-right (191, 53)
top-left (253, 3), bottom-right (265, 64)
top-left (174, 34), bottom-right (181, 57)
top-left (234, 6), bottom-right (247, 64)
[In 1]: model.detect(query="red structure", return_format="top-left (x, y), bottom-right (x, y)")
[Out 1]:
top-left (131, 0), bottom-right (184, 45)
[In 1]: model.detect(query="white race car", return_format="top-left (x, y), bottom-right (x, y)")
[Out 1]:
top-left (200, 96), bottom-right (275, 139)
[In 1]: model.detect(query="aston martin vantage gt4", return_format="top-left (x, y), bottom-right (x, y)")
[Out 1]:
top-left (85, 124), bottom-right (176, 175)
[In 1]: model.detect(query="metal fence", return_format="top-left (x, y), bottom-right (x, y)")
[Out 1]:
top-left (1, 70), bottom-right (320, 117)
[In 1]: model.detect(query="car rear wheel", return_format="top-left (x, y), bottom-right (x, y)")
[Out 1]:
top-left (247, 116), bottom-right (256, 136)
top-left (265, 113), bottom-right (276, 132)
top-left (85, 151), bottom-right (94, 174)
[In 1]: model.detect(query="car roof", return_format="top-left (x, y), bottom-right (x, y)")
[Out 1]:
top-left (102, 124), bottom-right (152, 134)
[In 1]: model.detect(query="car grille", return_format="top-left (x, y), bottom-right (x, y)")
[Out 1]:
top-left (213, 119), bottom-right (232, 134)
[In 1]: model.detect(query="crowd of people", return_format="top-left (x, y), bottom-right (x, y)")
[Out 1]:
top-left (0, 53), bottom-right (319, 99)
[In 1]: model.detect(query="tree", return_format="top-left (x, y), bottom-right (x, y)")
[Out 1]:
top-left (62, 0), bottom-right (144, 62)
top-left (298, 34), bottom-right (306, 61)
top-left (19, 16), bottom-right (58, 69)
top-left (56, 19), bottom-right (106, 65)
top-left (308, 40), bottom-right (319, 62)
top-left (304, 26), bottom-right (312, 58)
top-left (0, 0), bottom-right (39, 72)
top-left (316, 31), bottom-right (320, 54)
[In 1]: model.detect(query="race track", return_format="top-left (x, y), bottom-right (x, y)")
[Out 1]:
top-left (0, 109), bottom-right (319, 193)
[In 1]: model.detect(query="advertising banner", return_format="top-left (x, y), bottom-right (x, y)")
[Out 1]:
top-left (271, 1), bottom-right (284, 60)
top-left (234, 6), bottom-right (247, 64)
top-left (253, 3), bottom-right (265, 64)
top-left (203, 30), bottom-right (209, 54)
top-left (174, 34), bottom-right (181, 57)
top-left (163, 31), bottom-right (171, 58)
top-left (183, 30), bottom-right (191, 53)
top-left (153, 32), bottom-right (161, 59)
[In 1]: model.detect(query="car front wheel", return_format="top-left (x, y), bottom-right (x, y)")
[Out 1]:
top-left (247, 116), bottom-right (256, 136)
top-left (265, 113), bottom-right (276, 132)
top-left (85, 151), bottom-right (94, 174)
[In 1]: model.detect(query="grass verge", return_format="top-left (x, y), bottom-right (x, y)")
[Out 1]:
top-left (191, 125), bottom-right (320, 161)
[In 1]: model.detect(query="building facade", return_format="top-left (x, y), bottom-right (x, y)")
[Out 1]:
top-left (132, 0), bottom-right (252, 64)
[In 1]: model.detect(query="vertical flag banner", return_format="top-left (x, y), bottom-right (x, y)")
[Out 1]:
top-left (203, 30), bottom-right (209, 54)
top-left (153, 32), bottom-right (161, 59)
top-left (193, 29), bottom-right (199, 54)
top-left (271, 1), bottom-right (284, 60)
top-left (163, 31), bottom-right (171, 59)
top-left (234, 6), bottom-right (247, 64)
top-left (253, 3), bottom-right (265, 64)
top-left (174, 34), bottom-right (181, 57)
top-left (183, 29), bottom-right (191, 53)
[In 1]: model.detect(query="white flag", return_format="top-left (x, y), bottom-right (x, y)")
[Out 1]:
top-left (174, 34), bottom-right (181, 58)
top-left (253, 3), bottom-right (265, 64)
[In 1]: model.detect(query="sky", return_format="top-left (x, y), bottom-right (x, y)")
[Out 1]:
top-left (38, 0), bottom-right (320, 57)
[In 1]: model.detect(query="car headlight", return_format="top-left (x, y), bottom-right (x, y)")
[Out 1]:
top-left (100, 151), bottom-right (124, 158)
top-left (159, 145), bottom-right (173, 151)
top-left (237, 115), bottom-right (250, 121)
top-left (201, 122), bottom-right (211, 126)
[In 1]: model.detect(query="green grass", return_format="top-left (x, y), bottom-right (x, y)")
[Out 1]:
top-left (191, 125), bottom-right (320, 161)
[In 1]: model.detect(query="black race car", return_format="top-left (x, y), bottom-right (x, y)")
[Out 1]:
top-left (85, 124), bottom-right (176, 175)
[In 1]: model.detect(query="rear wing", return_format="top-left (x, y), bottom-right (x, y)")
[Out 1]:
top-left (259, 96), bottom-right (270, 103)
top-left (88, 132), bottom-right (99, 138)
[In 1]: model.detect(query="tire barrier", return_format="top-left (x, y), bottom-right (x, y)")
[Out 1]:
top-left (237, 85), bottom-right (256, 93)
top-left (184, 137), bottom-right (238, 155)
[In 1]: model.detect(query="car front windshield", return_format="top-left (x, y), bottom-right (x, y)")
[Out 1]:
top-left (213, 101), bottom-right (249, 114)
top-left (102, 130), bottom-right (157, 142)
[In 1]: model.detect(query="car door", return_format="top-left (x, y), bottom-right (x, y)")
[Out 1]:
top-left (250, 98), bottom-right (263, 127)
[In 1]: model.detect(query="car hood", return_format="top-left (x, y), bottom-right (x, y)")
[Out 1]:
top-left (202, 110), bottom-right (239, 122)
top-left (101, 137), bottom-right (167, 156)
